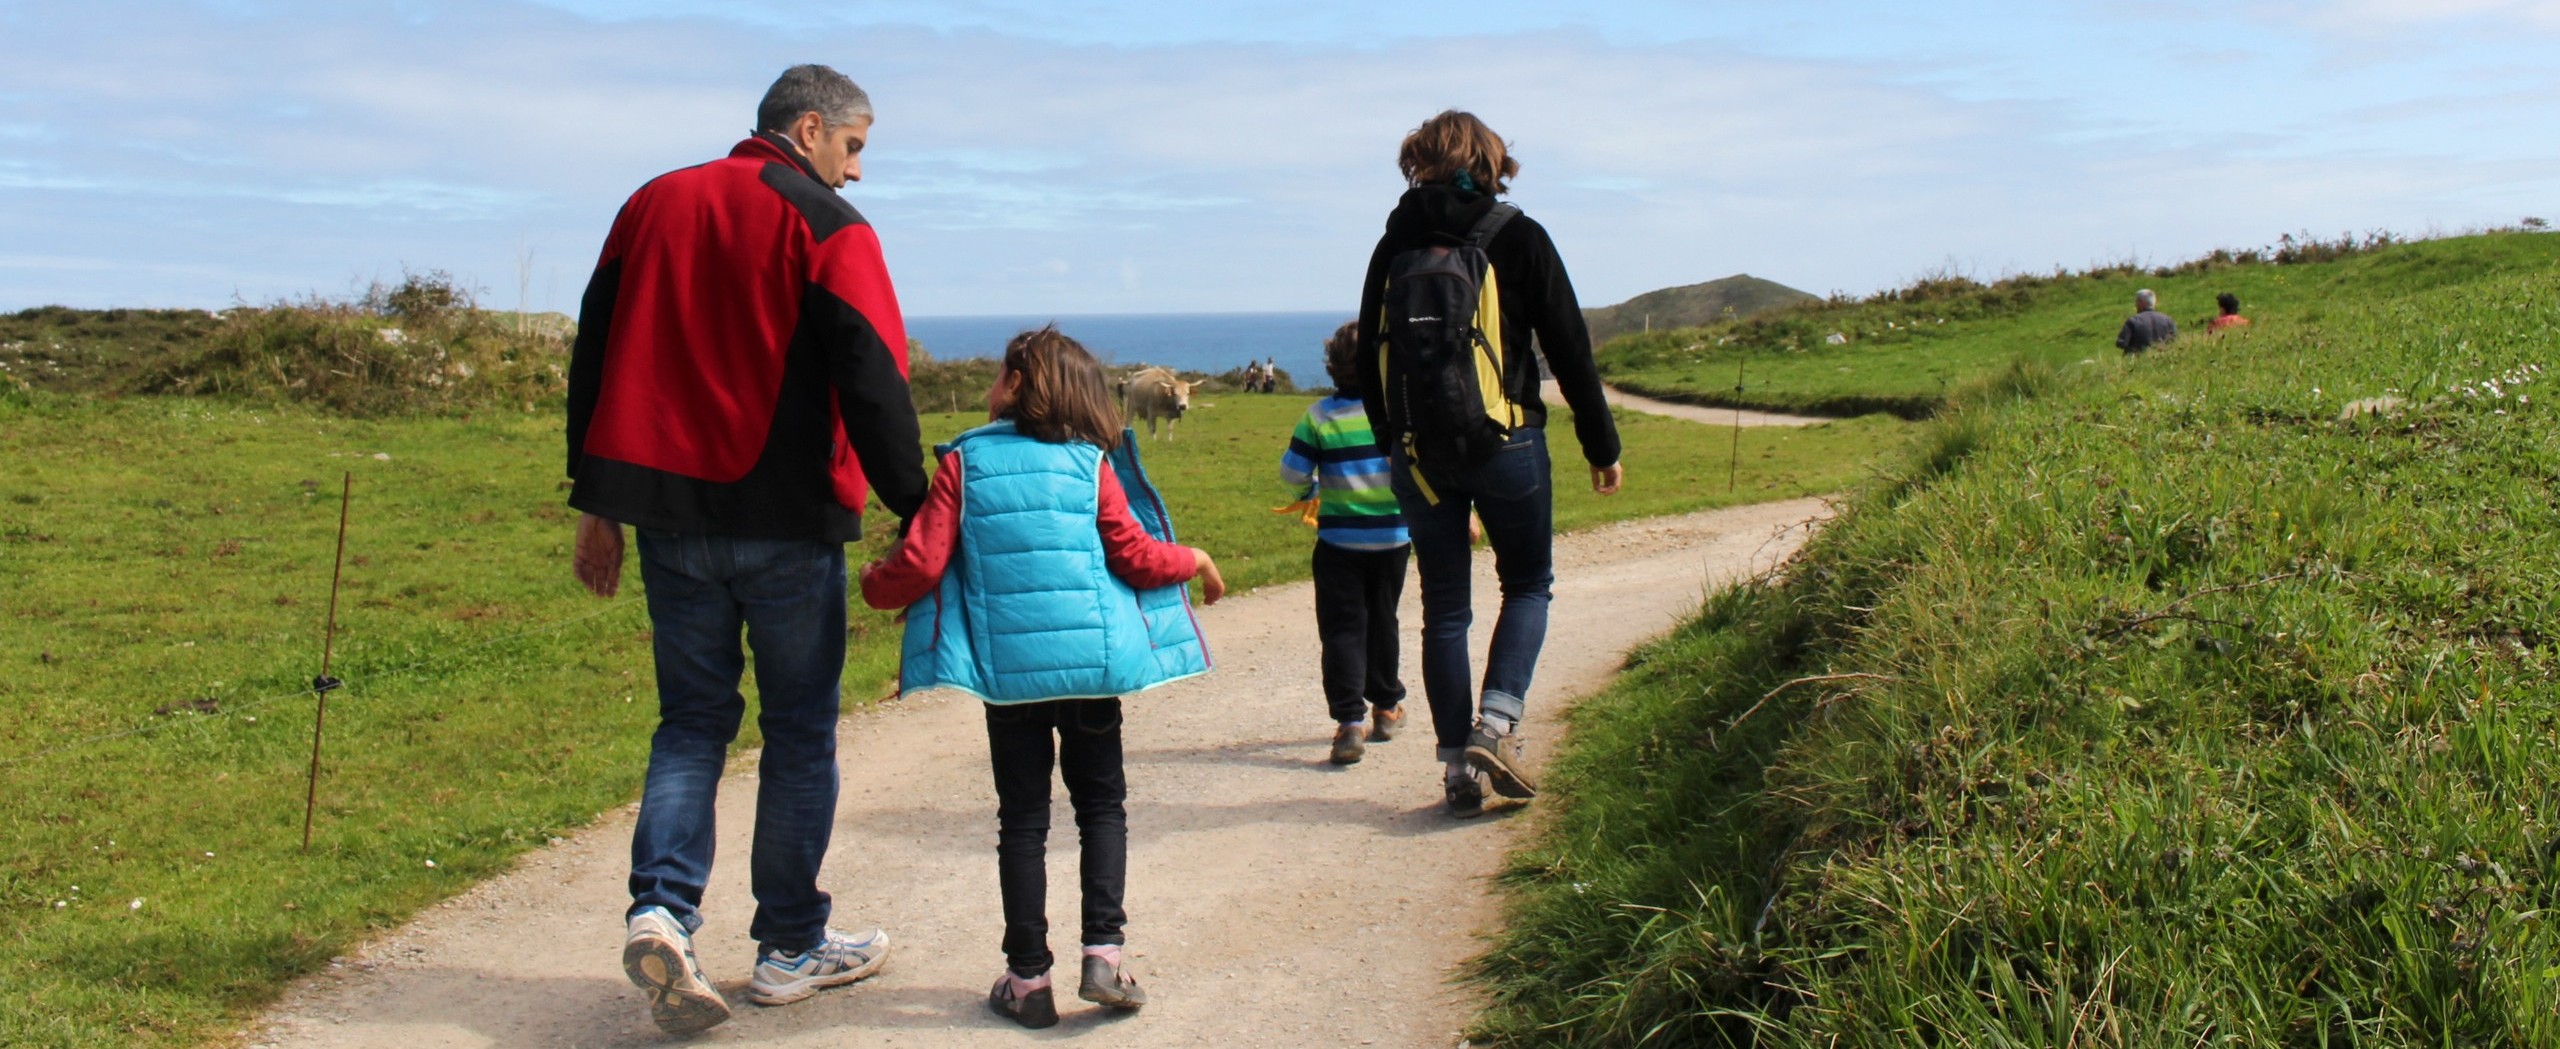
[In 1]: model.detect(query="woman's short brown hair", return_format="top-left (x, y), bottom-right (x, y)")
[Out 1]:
top-left (1321, 320), bottom-right (1362, 393)
top-left (1397, 110), bottom-right (1518, 195)
top-left (1000, 325), bottom-right (1121, 450)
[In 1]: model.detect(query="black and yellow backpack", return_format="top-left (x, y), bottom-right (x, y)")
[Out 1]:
top-left (1376, 202), bottom-right (1524, 500)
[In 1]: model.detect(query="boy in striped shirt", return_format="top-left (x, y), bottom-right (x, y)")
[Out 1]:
top-left (1282, 322), bottom-right (1412, 765)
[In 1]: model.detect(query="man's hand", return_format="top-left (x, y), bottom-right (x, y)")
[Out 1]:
top-left (574, 513), bottom-right (626, 598)
top-left (1592, 462), bottom-right (1624, 496)
top-left (1192, 547), bottom-right (1227, 605)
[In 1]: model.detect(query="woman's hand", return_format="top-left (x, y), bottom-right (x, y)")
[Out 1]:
top-left (1591, 462), bottom-right (1624, 495)
top-left (1191, 547), bottom-right (1227, 605)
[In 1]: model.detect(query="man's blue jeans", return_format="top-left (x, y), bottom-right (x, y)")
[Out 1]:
top-left (1390, 427), bottom-right (1555, 762)
top-left (628, 530), bottom-right (846, 955)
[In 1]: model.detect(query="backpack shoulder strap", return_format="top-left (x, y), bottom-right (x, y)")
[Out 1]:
top-left (1466, 203), bottom-right (1521, 250)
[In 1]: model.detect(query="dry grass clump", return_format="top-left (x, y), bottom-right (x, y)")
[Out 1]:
top-left (120, 271), bottom-right (568, 416)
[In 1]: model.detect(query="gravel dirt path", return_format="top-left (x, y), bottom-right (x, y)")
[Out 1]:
top-left (250, 497), bottom-right (1830, 1049)
top-left (1540, 379), bottom-right (1832, 428)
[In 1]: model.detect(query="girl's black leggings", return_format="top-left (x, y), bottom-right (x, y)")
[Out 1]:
top-left (983, 697), bottom-right (1128, 976)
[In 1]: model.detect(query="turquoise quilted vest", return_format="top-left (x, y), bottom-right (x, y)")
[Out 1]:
top-left (897, 422), bottom-right (1212, 704)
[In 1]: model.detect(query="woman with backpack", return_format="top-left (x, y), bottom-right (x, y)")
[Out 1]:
top-left (1353, 110), bottom-right (1624, 817)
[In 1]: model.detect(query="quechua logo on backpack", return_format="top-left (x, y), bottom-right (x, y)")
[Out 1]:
top-left (1377, 203), bottom-right (1524, 502)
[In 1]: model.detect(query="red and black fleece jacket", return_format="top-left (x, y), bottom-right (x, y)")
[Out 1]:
top-left (566, 133), bottom-right (928, 542)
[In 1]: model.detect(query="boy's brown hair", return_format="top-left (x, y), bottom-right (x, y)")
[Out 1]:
top-left (1321, 320), bottom-right (1362, 394)
top-left (1397, 110), bottom-right (1519, 195)
top-left (1000, 325), bottom-right (1122, 450)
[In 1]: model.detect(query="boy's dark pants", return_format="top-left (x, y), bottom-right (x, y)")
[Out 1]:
top-left (985, 698), bottom-right (1128, 976)
top-left (1311, 541), bottom-right (1411, 723)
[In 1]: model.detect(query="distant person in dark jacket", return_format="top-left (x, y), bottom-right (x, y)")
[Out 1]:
top-left (1353, 110), bottom-right (1623, 818)
top-left (2209, 292), bottom-right (2250, 333)
top-left (2116, 288), bottom-right (2178, 354)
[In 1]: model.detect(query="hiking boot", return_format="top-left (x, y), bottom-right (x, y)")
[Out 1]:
top-left (1078, 950), bottom-right (1148, 1010)
top-left (1445, 770), bottom-right (1487, 818)
top-left (1463, 721), bottom-right (1539, 799)
top-left (988, 971), bottom-right (1059, 1029)
top-left (747, 927), bottom-right (890, 1006)
top-left (1368, 704), bottom-right (1405, 742)
top-left (623, 905), bottom-right (732, 1035)
top-left (1329, 723), bottom-right (1366, 765)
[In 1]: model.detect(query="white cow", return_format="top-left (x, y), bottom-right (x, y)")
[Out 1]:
top-left (1121, 366), bottom-right (1195, 440)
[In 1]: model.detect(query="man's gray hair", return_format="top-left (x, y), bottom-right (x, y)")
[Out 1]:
top-left (756, 64), bottom-right (872, 133)
top-left (2135, 288), bottom-right (2157, 309)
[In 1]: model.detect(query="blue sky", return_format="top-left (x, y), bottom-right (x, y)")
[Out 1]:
top-left (2, 1), bottom-right (2556, 317)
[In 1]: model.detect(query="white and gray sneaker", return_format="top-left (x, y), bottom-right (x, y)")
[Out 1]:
top-left (623, 905), bottom-right (732, 1035)
top-left (747, 927), bottom-right (891, 1005)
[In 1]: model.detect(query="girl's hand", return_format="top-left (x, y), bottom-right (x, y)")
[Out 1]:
top-left (1191, 548), bottom-right (1227, 605)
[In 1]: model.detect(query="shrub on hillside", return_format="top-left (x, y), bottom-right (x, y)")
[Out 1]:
top-left (904, 353), bottom-right (1000, 416)
top-left (119, 273), bottom-right (568, 416)
top-left (1, 306), bottom-right (226, 394)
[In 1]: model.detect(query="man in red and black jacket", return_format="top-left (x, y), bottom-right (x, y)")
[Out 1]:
top-left (566, 64), bottom-right (923, 1036)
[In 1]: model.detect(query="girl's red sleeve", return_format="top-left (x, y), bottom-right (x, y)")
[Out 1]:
top-left (1097, 462), bottom-right (1199, 589)
top-left (857, 450), bottom-right (963, 609)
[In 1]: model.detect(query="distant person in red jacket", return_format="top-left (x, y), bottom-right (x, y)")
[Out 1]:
top-left (564, 64), bottom-right (927, 1036)
top-left (2209, 292), bottom-right (2250, 333)
top-left (2116, 288), bottom-right (2178, 354)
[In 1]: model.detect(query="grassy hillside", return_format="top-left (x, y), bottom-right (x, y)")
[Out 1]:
top-left (1583, 274), bottom-right (1819, 348)
top-left (3, 275), bottom-right (569, 416)
top-left (1478, 231), bottom-right (2560, 1045)
top-left (0, 372), bottom-right (1899, 1046)
top-left (1595, 231), bottom-right (2560, 418)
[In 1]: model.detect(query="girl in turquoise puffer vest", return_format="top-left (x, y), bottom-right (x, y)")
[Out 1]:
top-left (858, 327), bottom-right (1225, 1028)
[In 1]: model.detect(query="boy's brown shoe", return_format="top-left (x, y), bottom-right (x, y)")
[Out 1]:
top-left (1329, 724), bottom-right (1366, 765)
top-left (1368, 704), bottom-right (1405, 742)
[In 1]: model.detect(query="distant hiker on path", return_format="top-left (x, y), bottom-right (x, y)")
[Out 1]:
top-left (2117, 288), bottom-right (2178, 353)
top-left (859, 326), bottom-right (1224, 1029)
top-left (2210, 292), bottom-right (2251, 333)
top-left (564, 63), bottom-right (926, 1035)
top-left (1280, 321), bottom-right (1412, 766)
top-left (1355, 109), bottom-right (1623, 817)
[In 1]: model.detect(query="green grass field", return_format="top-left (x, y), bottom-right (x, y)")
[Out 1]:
top-left (0, 381), bottom-right (1900, 1047)
top-left (1595, 230), bottom-right (2560, 419)
top-left (1477, 232), bottom-right (2560, 1045)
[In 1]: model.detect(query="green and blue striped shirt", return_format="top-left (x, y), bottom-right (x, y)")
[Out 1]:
top-left (1280, 396), bottom-right (1409, 551)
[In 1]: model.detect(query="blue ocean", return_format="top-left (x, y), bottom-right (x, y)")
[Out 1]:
top-left (905, 311), bottom-right (1352, 385)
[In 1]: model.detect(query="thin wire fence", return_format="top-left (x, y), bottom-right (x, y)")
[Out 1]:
top-left (0, 598), bottom-right (646, 772)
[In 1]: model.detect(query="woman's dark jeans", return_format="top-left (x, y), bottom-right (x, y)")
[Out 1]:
top-left (1389, 427), bottom-right (1555, 762)
top-left (627, 530), bottom-right (846, 955)
top-left (985, 698), bottom-right (1128, 976)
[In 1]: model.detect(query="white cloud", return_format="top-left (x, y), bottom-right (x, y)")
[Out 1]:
top-left (2307, 0), bottom-right (2560, 27)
